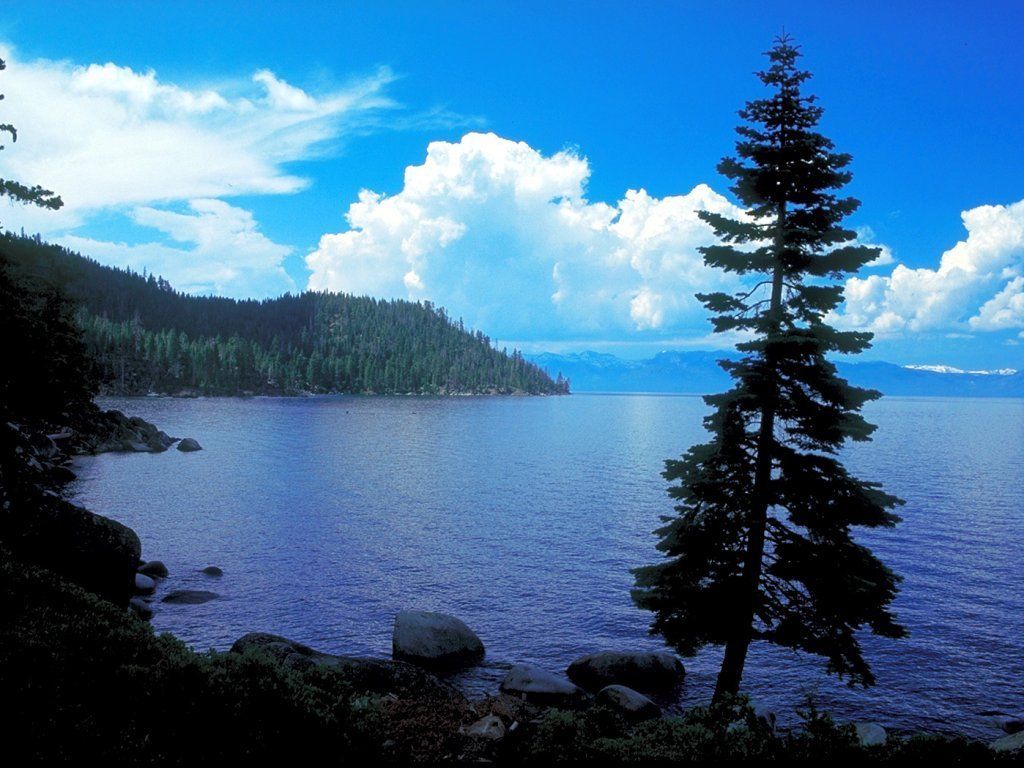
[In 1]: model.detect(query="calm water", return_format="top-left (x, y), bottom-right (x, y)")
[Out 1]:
top-left (71, 394), bottom-right (1024, 737)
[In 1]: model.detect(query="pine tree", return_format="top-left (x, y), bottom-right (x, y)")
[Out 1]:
top-left (632, 35), bottom-right (905, 702)
top-left (0, 59), bottom-right (62, 218)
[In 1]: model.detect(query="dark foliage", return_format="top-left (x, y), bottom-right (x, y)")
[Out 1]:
top-left (1, 233), bottom-right (568, 396)
top-left (633, 35), bottom-right (904, 700)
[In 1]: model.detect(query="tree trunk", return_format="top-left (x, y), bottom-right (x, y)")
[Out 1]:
top-left (713, 204), bottom-right (787, 703)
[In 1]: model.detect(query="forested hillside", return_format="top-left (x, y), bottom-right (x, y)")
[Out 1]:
top-left (1, 233), bottom-right (568, 396)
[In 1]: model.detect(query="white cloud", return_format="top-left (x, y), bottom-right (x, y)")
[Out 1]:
top-left (307, 132), bottom-right (744, 340)
top-left (0, 45), bottom-right (397, 232)
top-left (971, 275), bottom-right (1024, 331)
top-left (834, 200), bottom-right (1024, 335)
top-left (60, 199), bottom-right (295, 298)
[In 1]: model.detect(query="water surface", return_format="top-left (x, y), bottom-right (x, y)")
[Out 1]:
top-left (71, 394), bottom-right (1024, 737)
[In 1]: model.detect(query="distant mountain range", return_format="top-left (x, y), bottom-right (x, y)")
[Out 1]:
top-left (527, 350), bottom-right (1024, 398)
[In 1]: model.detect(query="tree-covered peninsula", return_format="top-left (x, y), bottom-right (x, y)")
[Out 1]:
top-left (2, 233), bottom-right (569, 397)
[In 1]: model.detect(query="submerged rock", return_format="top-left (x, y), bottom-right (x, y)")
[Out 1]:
top-left (134, 573), bottom-right (156, 595)
top-left (988, 713), bottom-right (1024, 735)
top-left (200, 566), bottom-right (223, 577)
top-left (162, 589), bottom-right (218, 605)
top-left (392, 610), bottom-right (485, 668)
top-left (566, 651), bottom-right (685, 693)
top-left (597, 684), bottom-right (661, 720)
top-left (177, 438), bottom-right (202, 452)
top-left (500, 664), bottom-right (584, 706)
top-left (138, 560), bottom-right (169, 578)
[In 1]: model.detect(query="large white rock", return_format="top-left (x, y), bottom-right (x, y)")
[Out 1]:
top-left (854, 722), bottom-right (888, 747)
top-left (392, 610), bottom-right (484, 668)
top-left (500, 664), bottom-right (583, 705)
top-left (597, 684), bottom-right (660, 720)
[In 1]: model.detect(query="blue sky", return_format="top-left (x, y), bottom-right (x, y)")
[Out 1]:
top-left (1, 1), bottom-right (1022, 368)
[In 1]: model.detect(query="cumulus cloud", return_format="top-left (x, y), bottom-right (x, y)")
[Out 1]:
top-left (833, 200), bottom-right (1024, 336)
top-left (60, 199), bottom-right (295, 298)
top-left (307, 132), bottom-right (745, 340)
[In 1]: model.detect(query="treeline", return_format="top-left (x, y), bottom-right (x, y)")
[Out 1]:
top-left (2, 233), bottom-right (569, 396)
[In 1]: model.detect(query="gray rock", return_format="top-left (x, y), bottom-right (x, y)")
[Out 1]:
top-left (162, 589), bottom-right (218, 605)
top-left (177, 437), bottom-right (202, 452)
top-left (76, 410), bottom-right (176, 454)
top-left (128, 596), bottom-right (153, 619)
top-left (992, 731), bottom-right (1024, 753)
top-left (201, 565), bottom-right (223, 577)
top-left (566, 651), bottom-right (685, 693)
top-left (500, 664), bottom-right (584, 706)
top-left (597, 684), bottom-right (660, 720)
top-left (392, 610), bottom-right (485, 668)
top-left (465, 714), bottom-right (506, 741)
top-left (854, 722), bottom-right (888, 747)
top-left (138, 560), bottom-right (169, 578)
top-left (990, 714), bottom-right (1024, 735)
top-left (134, 572), bottom-right (156, 594)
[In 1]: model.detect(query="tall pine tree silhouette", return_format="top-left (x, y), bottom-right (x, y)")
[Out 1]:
top-left (632, 35), bottom-right (905, 701)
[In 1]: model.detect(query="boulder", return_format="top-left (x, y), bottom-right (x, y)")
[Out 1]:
top-left (392, 610), bottom-right (485, 668)
top-left (129, 596), bottom-right (153, 619)
top-left (854, 722), bottom-right (888, 748)
top-left (134, 573), bottom-right (156, 594)
top-left (566, 651), bottom-right (685, 693)
top-left (138, 560), bottom-right (169, 578)
top-left (597, 684), bottom-right (660, 720)
top-left (201, 565), bottom-right (223, 577)
top-left (992, 731), bottom-right (1024, 753)
top-left (8, 496), bottom-right (141, 606)
top-left (177, 438), bottom-right (202, 452)
top-left (464, 714), bottom-right (506, 741)
top-left (162, 589), bottom-right (218, 605)
top-left (73, 409), bottom-right (176, 454)
top-left (990, 714), bottom-right (1024, 735)
top-left (500, 664), bottom-right (584, 706)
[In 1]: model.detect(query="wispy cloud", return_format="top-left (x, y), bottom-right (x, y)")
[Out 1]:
top-left (0, 44), bottom-right (477, 298)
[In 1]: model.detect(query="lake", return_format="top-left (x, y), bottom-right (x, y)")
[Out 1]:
top-left (71, 394), bottom-right (1024, 737)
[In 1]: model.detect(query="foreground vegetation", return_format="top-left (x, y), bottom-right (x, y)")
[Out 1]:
top-left (2, 233), bottom-right (568, 396)
top-left (2, 553), bottom-right (1016, 763)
